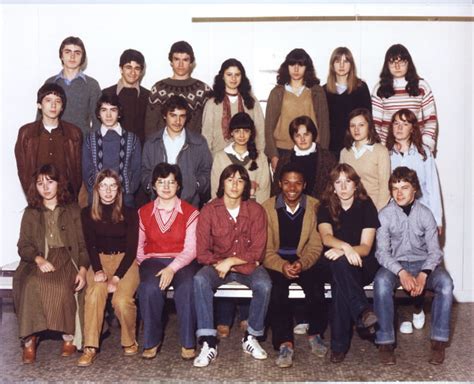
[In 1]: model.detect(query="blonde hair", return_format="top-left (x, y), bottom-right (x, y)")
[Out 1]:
top-left (91, 169), bottom-right (124, 223)
top-left (326, 47), bottom-right (361, 94)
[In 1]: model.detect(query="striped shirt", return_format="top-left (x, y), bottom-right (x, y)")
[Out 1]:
top-left (371, 78), bottom-right (437, 151)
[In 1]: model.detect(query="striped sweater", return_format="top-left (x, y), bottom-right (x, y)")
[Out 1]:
top-left (371, 78), bottom-right (437, 151)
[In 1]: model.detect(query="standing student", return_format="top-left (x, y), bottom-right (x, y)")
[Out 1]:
top-left (211, 112), bottom-right (270, 203)
top-left (82, 94), bottom-right (141, 207)
top-left (272, 115), bottom-right (336, 199)
top-left (387, 109), bottom-right (442, 230)
top-left (144, 41), bottom-right (212, 136)
top-left (265, 48), bottom-right (330, 171)
top-left (136, 163), bottom-right (200, 360)
top-left (16, 83), bottom-right (83, 200)
top-left (102, 49), bottom-right (150, 145)
top-left (324, 47), bottom-right (372, 159)
top-left (374, 167), bottom-right (453, 365)
top-left (77, 169), bottom-right (139, 367)
top-left (372, 44), bottom-right (438, 152)
top-left (263, 163), bottom-right (328, 368)
top-left (317, 163), bottom-right (380, 363)
top-left (42, 36), bottom-right (101, 135)
top-left (13, 164), bottom-right (88, 364)
top-left (141, 95), bottom-right (212, 208)
top-left (202, 58), bottom-right (265, 155)
top-left (193, 164), bottom-right (271, 368)
top-left (340, 108), bottom-right (391, 211)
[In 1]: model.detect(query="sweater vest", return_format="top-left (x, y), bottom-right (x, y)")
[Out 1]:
top-left (138, 200), bottom-right (199, 255)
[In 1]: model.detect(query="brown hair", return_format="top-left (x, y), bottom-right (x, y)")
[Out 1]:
top-left (344, 108), bottom-right (380, 149)
top-left (26, 164), bottom-right (72, 209)
top-left (321, 163), bottom-right (369, 228)
top-left (389, 166), bottom-right (422, 199)
top-left (59, 36), bottom-right (87, 67)
top-left (325, 47), bottom-right (362, 94)
top-left (216, 164), bottom-right (251, 201)
top-left (288, 115), bottom-right (318, 143)
top-left (91, 169), bottom-right (124, 223)
top-left (386, 109), bottom-right (427, 161)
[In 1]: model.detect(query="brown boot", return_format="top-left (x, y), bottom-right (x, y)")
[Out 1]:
top-left (22, 335), bottom-right (37, 364)
top-left (429, 340), bottom-right (447, 365)
top-left (61, 340), bottom-right (77, 357)
top-left (378, 344), bottom-right (396, 365)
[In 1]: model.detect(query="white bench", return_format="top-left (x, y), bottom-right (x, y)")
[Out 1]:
top-left (1, 261), bottom-right (387, 300)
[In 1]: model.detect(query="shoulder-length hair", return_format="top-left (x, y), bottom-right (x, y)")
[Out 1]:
top-left (26, 164), bottom-right (72, 209)
top-left (376, 44), bottom-right (422, 99)
top-left (344, 108), bottom-right (380, 149)
top-left (326, 47), bottom-right (362, 94)
top-left (211, 58), bottom-right (255, 110)
top-left (91, 169), bottom-right (124, 223)
top-left (216, 164), bottom-right (251, 201)
top-left (321, 163), bottom-right (369, 228)
top-left (386, 109), bottom-right (427, 161)
top-left (277, 48), bottom-right (320, 88)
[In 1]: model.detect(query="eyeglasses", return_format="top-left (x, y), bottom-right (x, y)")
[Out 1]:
top-left (388, 59), bottom-right (408, 67)
top-left (99, 183), bottom-right (118, 191)
top-left (156, 180), bottom-right (178, 188)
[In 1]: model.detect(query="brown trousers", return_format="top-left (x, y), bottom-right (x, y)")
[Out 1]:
top-left (83, 253), bottom-right (139, 348)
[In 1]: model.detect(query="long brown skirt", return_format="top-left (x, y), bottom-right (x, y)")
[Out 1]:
top-left (17, 247), bottom-right (76, 338)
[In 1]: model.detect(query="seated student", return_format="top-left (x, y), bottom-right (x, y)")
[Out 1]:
top-left (77, 169), bottom-right (139, 367)
top-left (193, 164), bottom-right (271, 367)
top-left (272, 115), bottom-right (336, 199)
top-left (82, 94), bottom-right (141, 207)
top-left (386, 108), bottom-right (443, 334)
top-left (137, 163), bottom-right (200, 360)
top-left (13, 164), bottom-right (88, 364)
top-left (374, 166), bottom-right (453, 365)
top-left (317, 163), bottom-right (380, 363)
top-left (211, 112), bottom-right (270, 337)
top-left (263, 163), bottom-right (329, 368)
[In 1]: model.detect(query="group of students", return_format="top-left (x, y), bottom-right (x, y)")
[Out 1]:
top-left (12, 35), bottom-right (453, 371)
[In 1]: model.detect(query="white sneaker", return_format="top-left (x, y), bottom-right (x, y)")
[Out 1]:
top-left (399, 321), bottom-right (413, 334)
top-left (193, 342), bottom-right (217, 367)
top-left (242, 335), bottom-right (267, 360)
top-left (413, 310), bottom-right (425, 330)
top-left (293, 323), bottom-right (309, 335)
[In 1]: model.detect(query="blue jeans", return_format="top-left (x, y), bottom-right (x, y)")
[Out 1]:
top-left (374, 261), bottom-right (453, 345)
top-left (330, 255), bottom-right (379, 353)
top-left (193, 265), bottom-right (271, 338)
top-left (138, 258), bottom-right (200, 349)
top-left (215, 298), bottom-right (249, 327)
